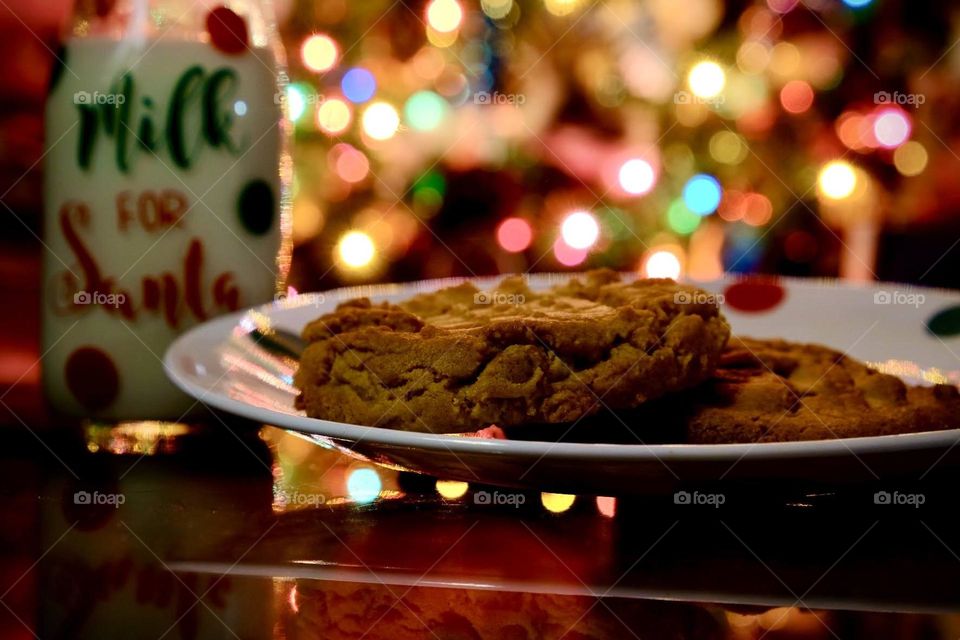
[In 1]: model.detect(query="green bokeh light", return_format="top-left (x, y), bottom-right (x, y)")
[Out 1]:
top-left (404, 91), bottom-right (449, 131)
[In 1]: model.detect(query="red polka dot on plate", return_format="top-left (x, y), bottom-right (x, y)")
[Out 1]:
top-left (723, 277), bottom-right (786, 313)
top-left (206, 6), bottom-right (249, 55)
top-left (65, 346), bottom-right (119, 412)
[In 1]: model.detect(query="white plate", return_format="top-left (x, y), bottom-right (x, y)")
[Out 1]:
top-left (164, 274), bottom-right (960, 494)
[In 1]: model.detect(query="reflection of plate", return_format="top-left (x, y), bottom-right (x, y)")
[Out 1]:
top-left (164, 274), bottom-right (960, 494)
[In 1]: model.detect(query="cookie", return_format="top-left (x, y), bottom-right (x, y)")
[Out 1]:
top-left (683, 337), bottom-right (960, 443)
top-left (294, 270), bottom-right (730, 432)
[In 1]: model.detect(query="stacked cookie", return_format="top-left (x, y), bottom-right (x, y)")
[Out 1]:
top-left (294, 270), bottom-right (960, 443)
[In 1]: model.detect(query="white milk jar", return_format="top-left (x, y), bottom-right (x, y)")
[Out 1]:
top-left (42, 0), bottom-right (291, 419)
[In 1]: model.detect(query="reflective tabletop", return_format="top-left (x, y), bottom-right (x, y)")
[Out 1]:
top-left (2, 414), bottom-right (960, 640)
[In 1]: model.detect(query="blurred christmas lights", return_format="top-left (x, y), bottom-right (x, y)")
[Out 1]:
top-left (436, 480), bottom-right (469, 499)
top-left (362, 102), bottom-right (401, 140)
top-left (341, 67), bottom-right (377, 103)
top-left (688, 61), bottom-right (726, 98)
top-left (553, 238), bottom-right (588, 267)
top-left (301, 34), bottom-right (338, 72)
top-left (560, 211), bottom-right (600, 249)
top-left (285, 83), bottom-right (309, 121)
top-left (818, 161), bottom-right (857, 200)
top-left (541, 492), bottom-right (576, 513)
top-left (780, 80), bottom-right (814, 114)
top-left (316, 98), bottom-right (352, 134)
top-left (667, 199), bottom-right (702, 235)
top-left (643, 248), bottom-right (683, 279)
top-left (544, 0), bottom-right (581, 17)
top-left (346, 468), bottom-right (381, 503)
top-left (683, 174), bottom-right (722, 215)
top-left (337, 230), bottom-right (376, 268)
top-left (497, 217), bottom-right (533, 252)
top-left (404, 91), bottom-right (449, 131)
top-left (426, 0), bottom-right (464, 32)
top-left (618, 158), bottom-right (656, 195)
top-left (481, 0), bottom-right (512, 19)
top-left (893, 141), bottom-right (928, 176)
top-left (873, 108), bottom-right (911, 149)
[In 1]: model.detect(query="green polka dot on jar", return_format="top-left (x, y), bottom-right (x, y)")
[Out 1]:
top-left (237, 179), bottom-right (275, 235)
top-left (926, 305), bottom-right (960, 338)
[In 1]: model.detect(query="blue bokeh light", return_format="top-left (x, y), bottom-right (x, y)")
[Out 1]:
top-left (347, 468), bottom-right (382, 504)
top-left (682, 174), bottom-right (722, 216)
top-left (842, 0), bottom-right (872, 7)
top-left (341, 68), bottom-right (377, 103)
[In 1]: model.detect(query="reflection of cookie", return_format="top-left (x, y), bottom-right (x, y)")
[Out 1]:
top-left (684, 337), bottom-right (960, 443)
top-left (292, 582), bottom-right (724, 640)
top-left (294, 270), bottom-right (730, 433)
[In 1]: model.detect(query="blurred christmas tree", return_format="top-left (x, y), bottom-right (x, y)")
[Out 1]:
top-left (276, 0), bottom-right (960, 290)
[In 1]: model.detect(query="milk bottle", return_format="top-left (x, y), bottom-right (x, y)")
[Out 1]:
top-left (43, 0), bottom-right (291, 419)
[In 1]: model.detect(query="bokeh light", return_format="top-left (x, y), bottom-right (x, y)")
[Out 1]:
top-left (346, 467), bottom-right (381, 503)
top-left (541, 492), bottom-right (576, 513)
top-left (426, 0), bottom-right (463, 32)
top-left (893, 140), bottom-right (928, 176)
top-left (285, 83), bottom-right (309, 121)
top-left (709, 131), bottom-right (748, 164)
top-left (767, 0), bottom-right (799, 14)
top-left (780, 80), bottom-right (814, 114)
top-left (497, 217), bottom-right (533, 252)
top-left (842, 0), bottom-right (872, 7)
top-left (362, 102), bottom-right (400, 140)
top-left (688, 61), bottom-right (726, 98)
top-left (331, 144), bottom-right (370, 183)
top-left (683, 174), bottom-right (722, 215)
top-left (436, 480), bottom-right (469, 499)
top-left (618, 158), bottom-right (655, 195)
top-left (481, 0), bottom-right (513, 19)
top-left (545, 0), bottom-right (581, 17)
top-left (737, 41), bottom-right (770, 75)
top-left (292, 198), bottom-right (324, 243)
top-left (818, 160), bottom-right (857, 199)
top-left (316, 98), bottom-right (351, 135)
top-left (560, 210), bottom-right (600, 249)
top-left (596, 496), bottom-right (616, 518)
top-left (301, 34), bottom-right (338, 73)
top-left (643, 249), bottom-right (682, 279)
top-left (667, 199), bottom-right (702, 235)
top-left (873, 108), bottom-right (911, 148)
top-left (553, 238), bottom-right (589, 266)
top-left (742, 193), bottom-right (774, 226)
top-left (341, 67), bottom-right (377, 103)
top-left (337, 230), bottom-right (376, 268)
top-left (404, 91), bottom-right (449, 131)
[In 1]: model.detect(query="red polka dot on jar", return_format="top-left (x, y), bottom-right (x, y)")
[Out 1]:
top-left (206, 6), bottom-right (249, 55)
top-left (723, 277), bottom-right (786, 313)
top-left (65, 346), bottom-right (119, 412)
